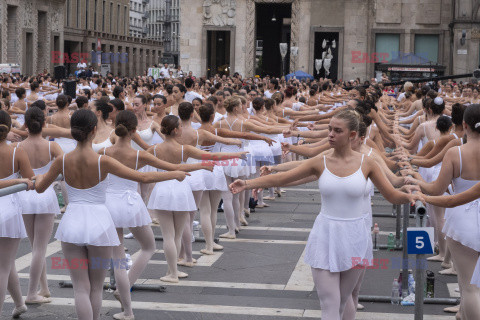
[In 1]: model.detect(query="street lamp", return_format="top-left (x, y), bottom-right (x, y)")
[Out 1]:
top-left (279, 43), bottom-right (288, 78)
top-left (291, 46), bottom-right (298, 79)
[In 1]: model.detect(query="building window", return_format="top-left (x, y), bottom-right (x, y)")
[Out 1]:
top-left (66, 0), bottom-right (70, 26)
top-left (375, 34), bottom-right (400, 62)
top-left (117, 4), bottom-right (120, 34)
top-left (94, 0), bottom-right (97, 30)
top-left (102, 0), bottom-right (105, 31)
top-left (414, 34), bottom-right (439, 63)
top-left (110, 2), bottom-right (113, 32)
top-left (77, 0), bottom-right (81, 28)
top-left (86, 0), bottom-right (89, 29)
top-left (124, 6), bottom-right (128, 35)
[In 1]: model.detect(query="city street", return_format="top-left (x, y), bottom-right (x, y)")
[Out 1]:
top-left (3, 182), bottom-right (457, 319)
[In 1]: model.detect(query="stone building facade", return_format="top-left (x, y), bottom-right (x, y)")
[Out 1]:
top-left (180, 0), bottom-right (480, 80)
top-left (0, 0), bottom-right (65, 75)
top-left (63, 0), bottom-right (163, 77)
top-left (129, 0), bottom-right (149, 38)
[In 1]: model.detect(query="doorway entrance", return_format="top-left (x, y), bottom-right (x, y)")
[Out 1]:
top-left (206, 30), bottom-right (231, 78)
top-left (313, 32), bottom-right (339, 81)
top-left (255, 3), bottom-right (291, 77)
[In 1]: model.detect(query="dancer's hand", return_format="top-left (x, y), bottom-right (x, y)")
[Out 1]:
top-left (232, 139), bottom-right (242, 147)
top-left (400, 184), bottom-right (420, 194)
top-left (408, 192), bottom-right (426, 206)
top-left (281, 142), bottom-right (290, 153)
top-left (18, 178), bottom-right (34, 190)
top-left (282, 129), bottom-right (292, 138)
top-left (174, 171), bottom-right (190, 182)
top-left (237, 151), bottom-right (249, 160)
top-left (403, 176), bottom-right (419, 185)
top-left (229, 179), bottom-right (247, 194)
top-left (260, 165), bottom-right (274, 176)
top-left (263, 137), bottom-right (275, 146)
top-left (7, 131), bottom-right (21, 142)
top-left (200, 162), bottom-right (215, 172)
top-left (307, 123), bottom-right (315, 131)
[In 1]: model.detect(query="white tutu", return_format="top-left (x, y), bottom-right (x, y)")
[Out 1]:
top-left (304, 212), bottom-right (372, 272)
top-left (248, 140), bottom-right (274, 165)
top-left (185, 158), bottom-right (207, 191)
top-left (106, 191), bottom-right (152, 228)
top-left (203, 166), bottom-right (228, 191)
top-left (19, 186), bottom-right (60, 215)
top-left (443, 200), bottom-right (480, 251)
top-left (147, 179), bottom-right (197, 211)
top-left (471, 257), bottom-right (480, 288)
top-left (0, 193), bottom-right (27, 238)
top-left (55, 138), bottom-right (77, 154)
top-left (55, 203), bottom-right (120, 246)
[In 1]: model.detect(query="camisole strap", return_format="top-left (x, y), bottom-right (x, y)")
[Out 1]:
top-left (368, 148), bottom-right (373, 156)
top-left (103, 148), bottom-right (106, 155)
top-left (323, 155), bottom-right (327, 168)
top-left (214, 128), bottom-right (217, 136)
top-left (458, 146), bottom-right (462, 175)
top-left (360, 154), bottom-right (365, 167)
top-left (154, 144), bottom-right (157, 157)
top-left (452, 133), bottom-right (458, 139)
top-left (240, 120), bottom-right (244, 132)
top-left (282, 109), bottom-right (285, 117)
top-left (219, 121), bottom-right (222, 128)
top-left (12, 147), bottom-right (17, 174)
top-left (196, 130), bottom-right (199, 146)
top-left (48, 141), bottom-right (52, 161)
top-left (97, 155), bottom-right (102, 182)
top-left (181, 145), bottom-right (184, 163)
top-left (135, 150), bottom-right (139, 170)
top-left (62, 154), bottom-right (65, 177)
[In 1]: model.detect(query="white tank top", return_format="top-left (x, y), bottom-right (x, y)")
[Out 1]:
top-left (132, 121), bottom-right (154, 150)
top-left (318, 154), bottom-right (368, 219)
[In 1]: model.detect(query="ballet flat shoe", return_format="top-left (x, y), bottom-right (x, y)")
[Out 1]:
top-left (12, 305), bottom-right (27, 318)
top-left (113, 312), bottom-right (135, 320)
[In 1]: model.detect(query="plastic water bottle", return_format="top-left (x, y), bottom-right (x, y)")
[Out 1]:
top-left (372, 223), bottom-right (379, 251)
top-left (425, 271), bottom-right (435, 298)
top-left (391, 278), bottom-right (401, 304)
top-left (387, 233), bottom-right (395, 251)
top-left (408, 271), bottom-right (415, 295)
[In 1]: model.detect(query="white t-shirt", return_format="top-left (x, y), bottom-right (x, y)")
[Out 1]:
top-left (264, 90), bottom-right (278, 99)
top-left (397, 92), bottom-right (406, 102)
top-left (77, 62), bottom-right (87, 70)
top-left (185, 91), bottom-right (202, 103)
top-left (160, 67), bottom-right (170, 79)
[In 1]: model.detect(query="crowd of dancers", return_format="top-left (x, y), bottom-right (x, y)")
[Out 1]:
top-left (0, 72), bottom-right (480, 320)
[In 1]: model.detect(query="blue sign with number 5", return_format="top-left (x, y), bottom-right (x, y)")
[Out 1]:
top-left (407, 227), bottom-right (435, 254)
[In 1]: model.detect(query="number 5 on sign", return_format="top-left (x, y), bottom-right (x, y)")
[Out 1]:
top-left (407, 227), bottom-right (434, 254)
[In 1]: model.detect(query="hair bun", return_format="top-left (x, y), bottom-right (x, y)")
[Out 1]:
top-left (0, 124), bottom-right (9, 141)
top-left (115, 123), bottom-right (129, 137)
top-left (71, 126), bottom-right (88, 141)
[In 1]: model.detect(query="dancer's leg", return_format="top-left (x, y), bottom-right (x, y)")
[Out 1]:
top-left (7, 257), bottom-right (25, 310)
top-left (0, 238), bottom-right (20, 313)
top-left (428, 205), bottom-right (446, 261)
top-left (139, 182), bottom-right (154, 205)
top-left (61, 242), bottom-right (93, 320)
top-left (210, 191), bottom-right (223, 249)
top-left (339, 267), bottom-right (365, 320)
top-left (23, 214), bottom-right (54, 302)
top-left (447, 237), bottom-right (480, 320)
top-left (221, 179), bottom-right (236, 237)
top-left (311, 267), bottom-right (341, 320)
top-left (112, 229), bottom-right (133, 317)
top-left (86, 245), bottom-right (114, 320)
top-left (128, 225), bottom-right (155, 285)
top-left (200, 190), bottom-right (214, 253)
top-left (179, 211), bottom-right (195, 264)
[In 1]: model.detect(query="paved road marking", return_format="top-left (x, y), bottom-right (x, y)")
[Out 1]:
top-left (130, 249), bottom-right (223, 267)
top-left (220, 238), bottom-right (307, 245)
top-left (15, 240), bottom-right (62, 271)
top-left (217, 225), bottom-right (312, 232)
top-left (284, 248), bottom-right (314, 291)
top-left (447, 283), bottom-right (460, 297)
top-left (2, 297), bottom-right (456, 319)
top-left (282, 188), bottom-right (318, 192)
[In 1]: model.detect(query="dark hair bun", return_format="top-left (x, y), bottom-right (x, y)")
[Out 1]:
top-left (25, 107), bottom-right (45, 134)
top-left (70, 109), bottom-right (98, 142)
top-left (436, 115), bottom-right (452, 134)
top-left (0, 110), bottom-right (12, 141)
top-left (115, 124), bottom-right (129, 137)
top-left (160, 115), bottom-right (179, 136)
top-left (0, 124), bottom-right (9, 141)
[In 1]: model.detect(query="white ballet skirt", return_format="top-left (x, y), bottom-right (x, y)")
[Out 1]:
top-left (264, 133), bottom-right (282, 157)
top-left (0, 173), bottom-right (27, 239)
top-left (442, 147), bottom-right (480, 251)
top-left (0, 148), bottom-right (27, 238)
top-left (248, 139), bottom-right (274, 165)
top-left (55, 155), bottom-right (120, 246)
top-left (471, 257), bottom-right (480, 288)
top-left (105, 174), bottom-right (152, 228)
top-left (19, 162), bottom-right (60, 215)
top-left (184, 158), bottom-right (207, 191)
top-left (220, 143), bottom-right (248, 178)
top-left (198, 144), bottom-right (228, 191)
top-left (147, 169), bottom-right (197, 212)
top-left (304, 155), bottom-right (372, 272)
top-left (55, 137), bottom-right (77, 154)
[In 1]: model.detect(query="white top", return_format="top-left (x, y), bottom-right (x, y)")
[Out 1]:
top-left (77, 62), bottom-right (87, 70)
top-left (185, 91), bottom-right (202, 103)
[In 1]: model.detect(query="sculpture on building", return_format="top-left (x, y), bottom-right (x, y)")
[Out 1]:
top-left (203, 0), bottom-right (236, 26)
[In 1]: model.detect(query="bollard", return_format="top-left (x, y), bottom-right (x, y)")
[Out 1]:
top-left (414, 204), bottom-right (427, 320)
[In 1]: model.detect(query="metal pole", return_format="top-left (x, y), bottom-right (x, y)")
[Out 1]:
top-left (358, 295), bottom-right (458, 305)
top-left (395, 204), bottom-right (402, 248)
top-left (0, 174), bottom-right (63, 197)
top-left (155, 236), bottom-right (219, 243)
top-left (414, 211), bottom-right (427, 320)
top-left (59, 281), bottom-right (166, 292)
top-left (401, 203), bottom-right (410, 297)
